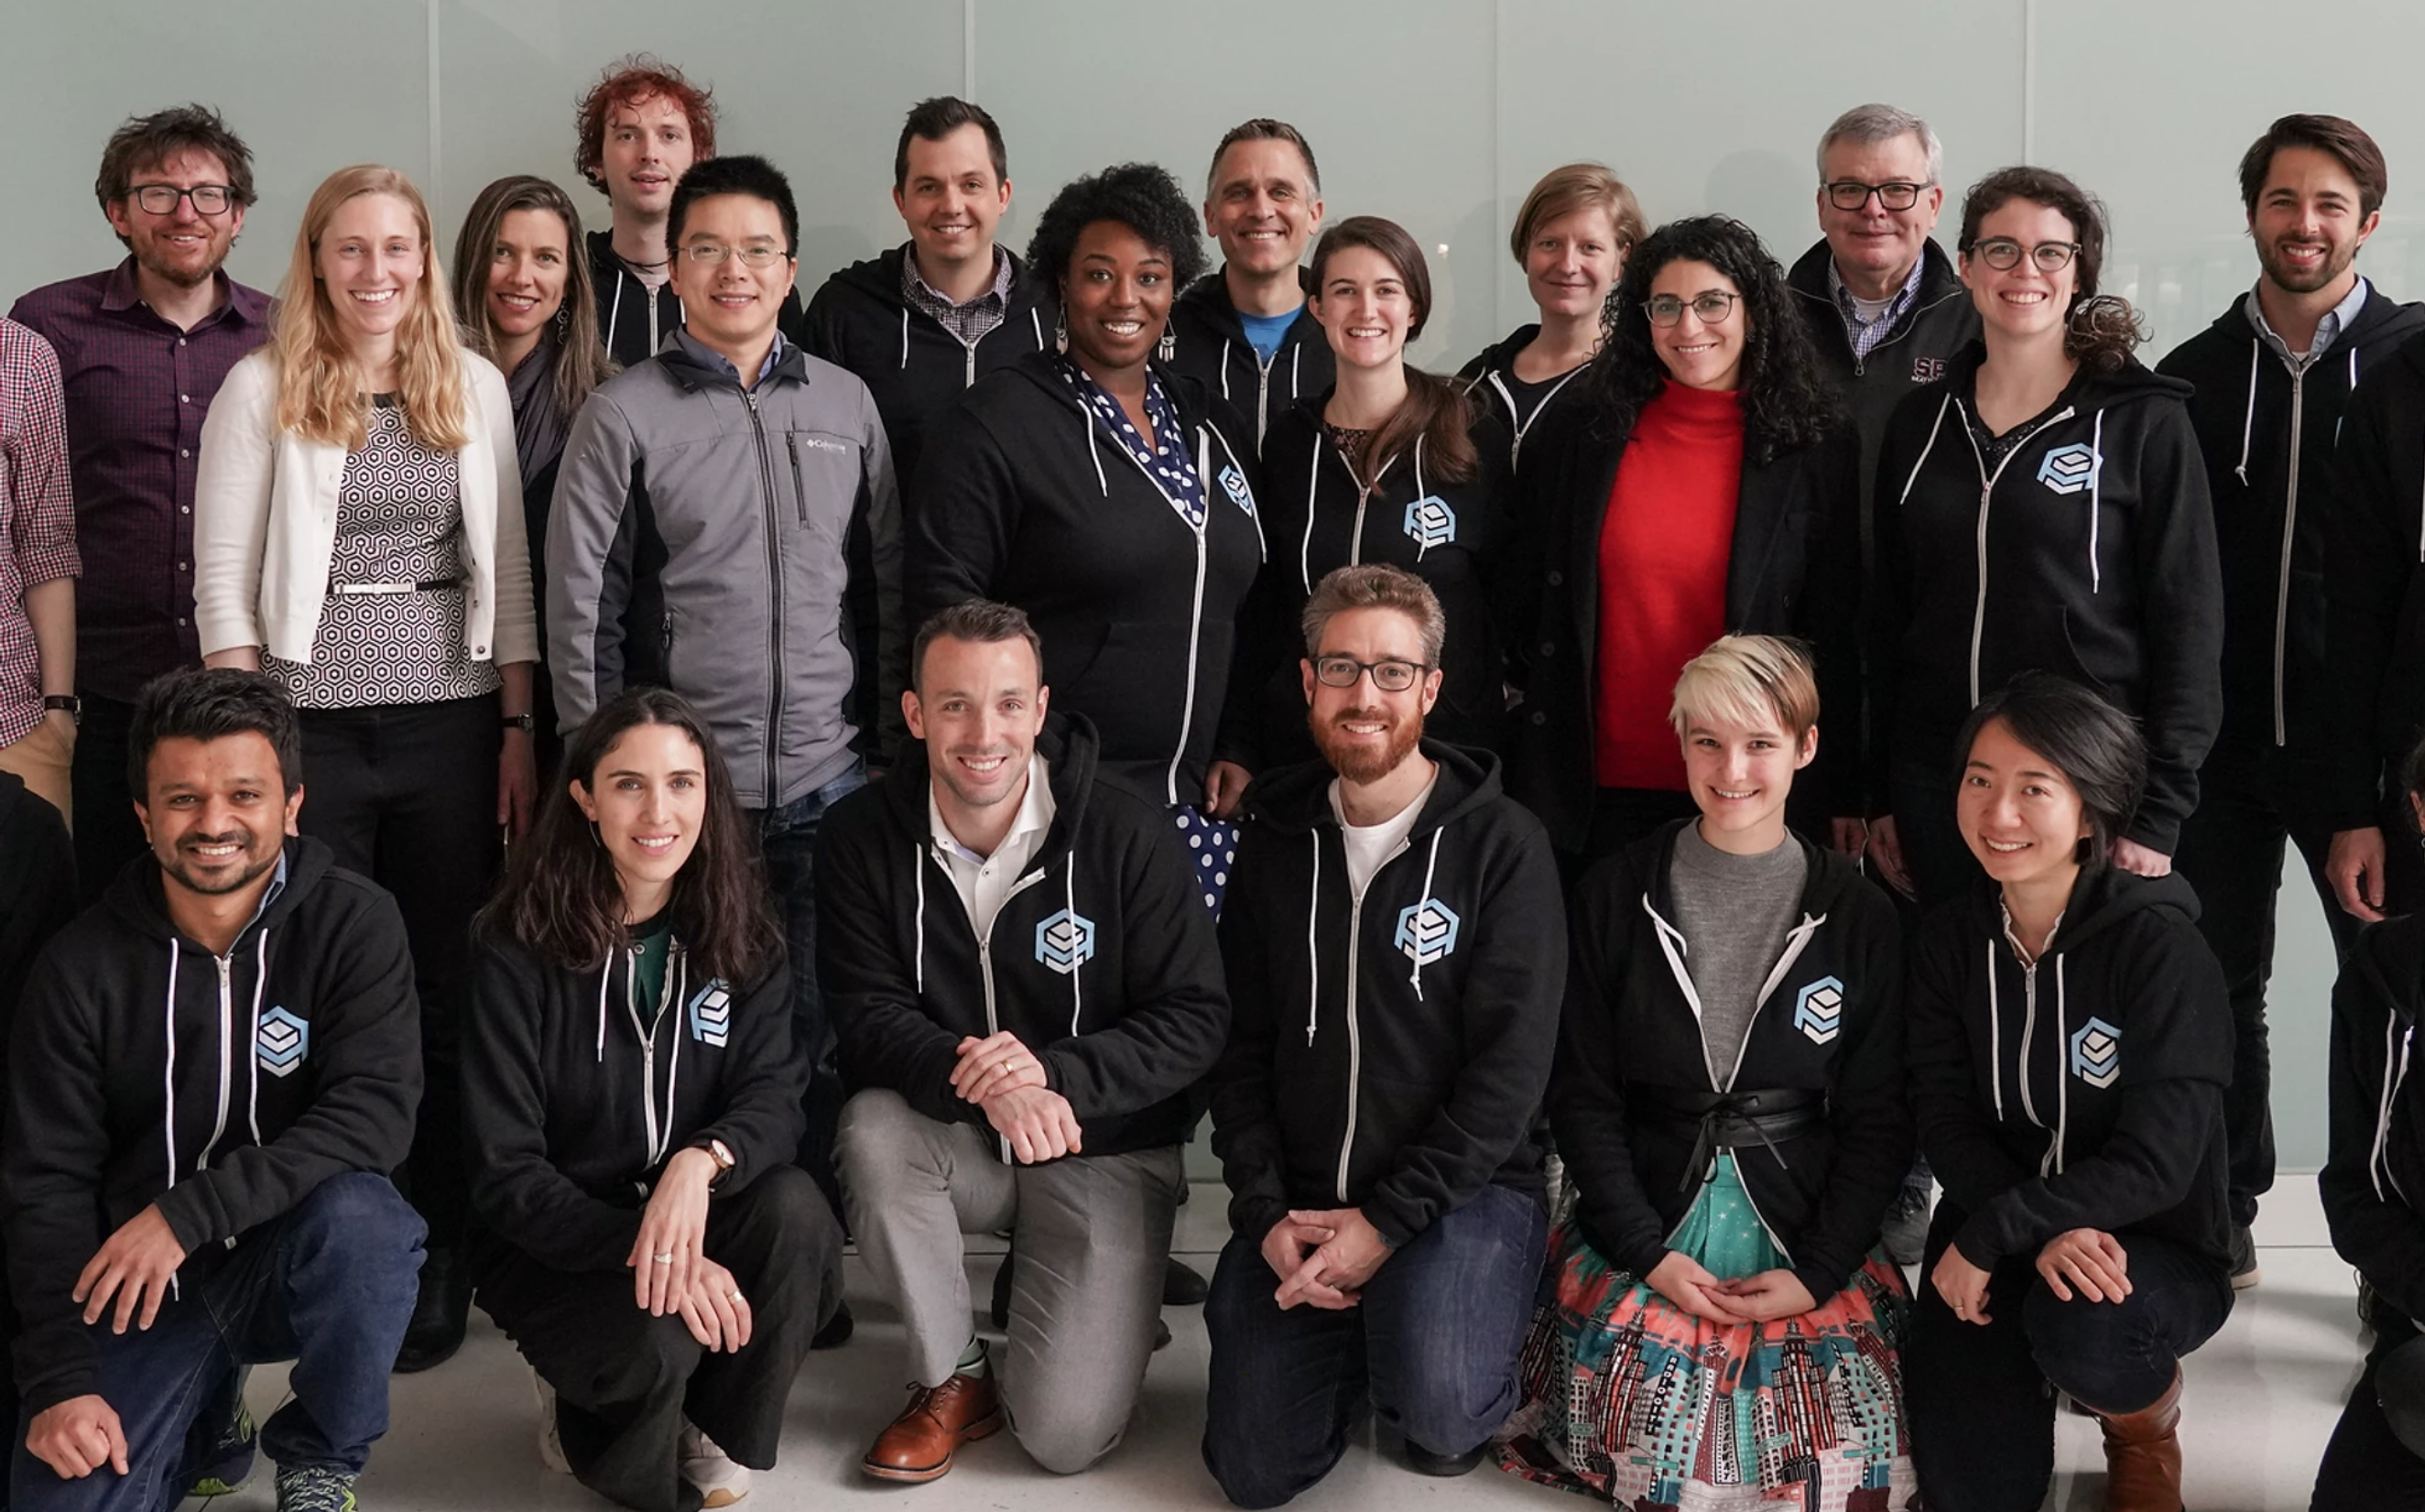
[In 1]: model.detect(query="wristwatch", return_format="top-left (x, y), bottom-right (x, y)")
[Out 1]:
top-left (703, 1137), bottom-right (737, 1186)
top-left (42, 694), bottom-right (80, 726)
top-left (502, 712), bottom-right (535, 734)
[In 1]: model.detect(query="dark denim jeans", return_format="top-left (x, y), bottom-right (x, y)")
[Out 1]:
top-left (753, 760), bottom-right (866, 1209)
top-left (9, 1173), bottom-right (425, 1510)
top-left (1201, 1183), bottom-right (1546, 1509)
top-left (1908, 1207), bottom-right (2232, 1512)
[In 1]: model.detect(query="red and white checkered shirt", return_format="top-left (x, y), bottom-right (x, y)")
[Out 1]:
top-left (0, 319), bottom-right (81, 746)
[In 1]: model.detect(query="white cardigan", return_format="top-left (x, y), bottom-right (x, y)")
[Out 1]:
top-left (194, 349), bottom-right (538, 667)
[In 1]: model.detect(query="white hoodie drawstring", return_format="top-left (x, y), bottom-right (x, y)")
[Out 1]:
top-left (913, 843), bottom-right (929, 994)
top-left (593, 955), bottom-right (613, 1063)
top-left (1304, 834), bottom-right (1321, 1046)
top-left (2050, 957), bottom-right (2071, 1175)
top-left (2234, 340), bottom-right (2259, 485)
top-left (898, 308), bottom-right (910, 371)
top-left (1218, 339), bottom-right (1234, 401)
top-left (1077, 401), bottom-right (1109, 495)
top-left (1408, 829), bottom-right (1444, 999)
top-left (1299, 442), bottom-right (1321, 590)
top-left (1985, 941), bottom-right (2005, 1121)
top-left (1290, 343), bottom-right (1302, 397)
top-left (656, 952), bottom-right (688, 1169)
top-left (1898, 395), bottom-right (1952, 508)
top-left (162, 939), bottom-right (181, 1195)
top-left (244, 930), bottom-right (268, 1148)
top-left (2372, 1014), bottom-right (2409, 1201)
top-left (1030, 308), bottom-right (1046, 352)
top-left (605, 267), bottom-right (625, 356)
top-left (1065, 867), bottom-right (1083, 1036)
top-left (1411, 435), bottom-right (1433, 562)
top-left (2087, 409), bottom-right (2106, 594)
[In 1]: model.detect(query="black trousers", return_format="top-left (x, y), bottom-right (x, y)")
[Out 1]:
top-left (2173, 749), bottom-right (2415, 1228)
top-left (2312, 1315), bottom-right (2425, 1509)
top-left (476, 1167), bottom-right (843, 1512)
top-left (69, 693), bottom-right (147, 909)
top-left (296, 695), bottom-right (501, 1248)
top-left (1908, 1206), bottom-right (2232, 1512)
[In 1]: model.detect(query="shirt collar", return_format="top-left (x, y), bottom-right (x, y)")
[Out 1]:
top-left (927, 752), bottom-right (1053, 863)
top-left (1828, 254), bottom-right (1926, 323)
top-left (2244, 275), bottom-right (2371, 364)
top-left (100, 256), bottom-right (269, 326)
top-left (671, 324), bottom-right (789, 385)
top-left (902, 243), bottom-right (1013, 312)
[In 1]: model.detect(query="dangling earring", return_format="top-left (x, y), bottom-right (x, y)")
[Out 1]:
top-left (1053, 308), bottom-right (1068, 354)
top-left (590, 820), bottom-right (604, 849)
top-left (556, 303), bottom-right (571, 339)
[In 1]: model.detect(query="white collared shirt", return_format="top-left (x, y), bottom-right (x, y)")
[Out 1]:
top-left (929, 754), bottom-right (1057, 940)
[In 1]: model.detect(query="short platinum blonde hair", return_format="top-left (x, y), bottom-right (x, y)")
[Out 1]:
top-left (1816, 103), bottom-right (1944, 186)
top-left (1301, 564), bottom-right (1446, 668)
top-left (1669, 635), bottom-right (1820, 738)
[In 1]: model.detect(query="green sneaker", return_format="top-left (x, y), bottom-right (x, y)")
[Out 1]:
top-left (275, 1464), bottom-right (359, 1512)
top-left (187, 1397), bottom-right (257, 1497)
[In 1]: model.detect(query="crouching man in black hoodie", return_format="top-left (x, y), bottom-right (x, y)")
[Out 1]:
top-left (3, 669), bottom-right (423, 1512)
top-left (1202, 565), bottom-right (1565, 1507)
top-left (820, 601), bottom-right (1229, 1484)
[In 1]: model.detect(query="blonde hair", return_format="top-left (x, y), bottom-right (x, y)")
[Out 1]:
top-left (1669, 635), bottom-right (1820, 739)
top-left (271, 165), bottom-right (470, 452)
top-left (1508, 162), bottom-right (1646, 266)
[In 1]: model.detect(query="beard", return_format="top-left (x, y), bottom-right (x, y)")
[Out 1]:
top-left (132, 235), bottom-right (225, 290)
top-left (158, 827), bottom-right (281, 897)
top-left (2256, 234), bottom-right (2355, 296)
top-left (1310, 703), bottom-right (1422, 785)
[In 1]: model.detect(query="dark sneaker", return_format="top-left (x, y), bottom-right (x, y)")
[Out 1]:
top-left (2229, 1224), bottom-right (2262, 1289)
top-left (810, 1299), bottom-right (854, 1350)
top-left (1880, 1177), bottom-right (1932, 1267)
top-left (1404, 1441), bottom-right (1488, 1477)
top-left (275, 1465), bottom-right (359, 1512)
top-left (184, 1375), bottom-right (256, 1497)
top-left (1163, 1257), bottom-right (1210, 1306)
top-left (394, 1245), bottom-right (470, 1374)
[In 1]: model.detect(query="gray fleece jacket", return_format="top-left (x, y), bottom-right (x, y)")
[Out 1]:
top-left (549, 331), bottom-right (903, 809)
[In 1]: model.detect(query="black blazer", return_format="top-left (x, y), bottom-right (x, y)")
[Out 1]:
top-left (1505, 399), bottom-right (1859, 842)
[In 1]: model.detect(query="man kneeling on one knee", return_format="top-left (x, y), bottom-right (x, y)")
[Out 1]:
top-left (820, 600), bottom-right (1231, 1481)
top-left (4, 670), bottom-right (425, 1512)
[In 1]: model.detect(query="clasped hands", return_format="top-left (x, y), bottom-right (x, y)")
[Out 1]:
top-left (952, 1029), bottom-right (1082, 1164)
top-left (627, 1146), bottom-right (753, 1354)
top-left (1647, 1251), bottom-right (1820, 1323)
top-left (1259, 1208), bottom-right (1393, 1311)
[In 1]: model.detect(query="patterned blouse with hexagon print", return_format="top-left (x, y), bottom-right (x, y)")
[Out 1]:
top-left (265, 395), bottom-right (502, 710)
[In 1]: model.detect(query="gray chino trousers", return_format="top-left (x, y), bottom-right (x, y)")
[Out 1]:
top-left (837, 1088), bottom-right (1182, 1474)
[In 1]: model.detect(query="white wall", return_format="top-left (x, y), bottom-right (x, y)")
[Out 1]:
top-left (5, 0), bottom-right (2394, 1166)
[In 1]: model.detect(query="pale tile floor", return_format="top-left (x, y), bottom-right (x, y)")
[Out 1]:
top-left (206, 1181), bottom-right (2360, 1511)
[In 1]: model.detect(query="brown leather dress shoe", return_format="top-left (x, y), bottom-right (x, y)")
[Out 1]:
top-left (861, 1373), bottom-right (1004, 1483)
top-left (2091, 1365), bottom-right (2185, 1512)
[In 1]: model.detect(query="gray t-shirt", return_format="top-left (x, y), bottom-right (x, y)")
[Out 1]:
top-left (1668, 821), bottom-right (1808, 1085)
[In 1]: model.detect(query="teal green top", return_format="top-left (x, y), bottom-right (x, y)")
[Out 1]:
top-left (631, 915), bottom-right (673, 1013)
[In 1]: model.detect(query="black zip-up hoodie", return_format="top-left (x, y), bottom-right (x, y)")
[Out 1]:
top-left (3, 838), bottom-right (421, 1413)
top-left (1212, 741), bottom-right (1566, 1248)
top-left (2158, 284), bottom-right (2425, 783)
top-left (1225, 392), bottom-right (1515, 769)
top-left (587, 229), bottom-right (808, 372)
top-left (1558, 822), bottom-right (1910, 1305)
top-left (1908, 867), bottom-right (2234, 1275)
top-left (905, 349), bottom-right (1267, 810)
top-left (1161, 267), bottom-right (1333, 452)
top-left (801, 244), bottom-right (1058, 491)
top-left (1875, 347), bottom-right (2224, 851)
top-left (817, 715), bottom-right (1229, 1157)
top-left (1787, 239), bottom-right (1980, 543)
top-left (462, 924), bottom-right (804, 1279)
top-left (2320, 910), bottom-right (2425, 1327)
top-left (1456, 325), bottom-right (1596, 475)
top-left (0, 771), bottom-right (73, 1029)
top-left (2322, 327), bottom-right (2425, 831)
top-left (1506, 397), bottom-right (1862, 834)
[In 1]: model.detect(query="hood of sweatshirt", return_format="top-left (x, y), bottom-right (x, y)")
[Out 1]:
top-left (1247, 737), bottom-right (1505, 839)
top-left (822, 244), bottom-right (1057, 351)
top-left (988, 348), bottom-right (1264, 518)
top-left (1171, 264), bottom-right (1321, 344)
top-left (880, 709), bottom-right (1103, 871)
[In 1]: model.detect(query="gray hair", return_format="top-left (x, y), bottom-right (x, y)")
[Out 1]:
top-left (1816, 103), bottom-right (1944, 186)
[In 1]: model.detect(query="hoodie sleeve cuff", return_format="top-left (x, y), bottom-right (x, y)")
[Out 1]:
top-left (1950, 1213), bottom-right (2008, 1272)
top-left (1792, 1260), bottom-right (1854, 1309)
top-left (153, 1181), bottom-right (219, 1253)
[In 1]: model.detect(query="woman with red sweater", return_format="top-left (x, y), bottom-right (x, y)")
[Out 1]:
top-left (1506, 215), bottom-right (1854, 865)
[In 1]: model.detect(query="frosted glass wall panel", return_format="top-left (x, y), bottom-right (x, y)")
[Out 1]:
top-left (1, 0), bottom-right (432, 299)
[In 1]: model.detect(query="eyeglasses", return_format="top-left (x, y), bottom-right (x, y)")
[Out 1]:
top-left (130, 184), bottom-right (234, 216)
top-left (1644, 291), bottom-right (1741, 328)
top-left (1312, 656), bottom-right (1429, 692)
top-left (1824, 180), bottom-right (1930, 212)
top-left (680, 244), bottom-right (790, 268)
top-left (1969, 238), bottom-right (2082, 273)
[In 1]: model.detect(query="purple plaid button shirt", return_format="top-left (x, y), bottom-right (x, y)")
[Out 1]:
top-left (8, 260), bottom-right (270, 702)
top-left (0, 319), bottom-right (81, 746)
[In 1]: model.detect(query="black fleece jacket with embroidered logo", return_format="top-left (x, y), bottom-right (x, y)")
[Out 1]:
top-left (2320, 328), bottom-right (2425, 831)
top-left (1559, 821), bottom-right (1910, 1305)
top-left (1161, 267), bottom-right (1333, 453)
top-left (1212, 741), bottom-right (1565, 1249)
top-left (816, 714), bottom-right (1229, 1158)
top-left (2319, 909), bottom-right (2425, 1327)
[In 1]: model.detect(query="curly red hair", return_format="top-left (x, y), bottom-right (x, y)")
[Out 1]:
top-left (573, 54), bottom-right (716, 193)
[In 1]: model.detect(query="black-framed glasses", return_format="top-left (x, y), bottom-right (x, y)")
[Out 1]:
top-left (130, 183), bottom-right (235, 216)
top-left (1824, 179), bottom-right (1930, 212)
top-left (680, 243), bottom-right (790, 269)
top-left (1644, 291), bottom-right (1741, 328)
top-left (1312, 655), bottom-right (1429, 692)
top-left (1969, 237), bottom-right (2081, 273)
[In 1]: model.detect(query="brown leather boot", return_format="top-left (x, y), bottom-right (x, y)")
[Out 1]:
top-left (861, 1373), bottom-right (1004, 1483)
top-left (2092, 1366), bottom-right (2185, 1512)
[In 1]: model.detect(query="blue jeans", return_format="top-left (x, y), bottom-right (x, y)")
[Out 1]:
top-left (1201, 1183), bottom-right (1546, 1508)
top-left (755, 761), bottom-right (865, 1204)
top-left (10, 1173), bottom-right (425, 1510)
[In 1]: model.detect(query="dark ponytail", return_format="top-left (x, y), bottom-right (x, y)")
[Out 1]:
top-left (1309, 216), bottom-right (1478, 485)
top-left (1960, 166), bottom-right (2144, 374)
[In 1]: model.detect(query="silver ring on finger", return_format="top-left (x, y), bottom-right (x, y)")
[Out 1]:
top-left (653, 1252), bottom-right (675, 1265)
top-left (729, 1289), bottom-right (745, 1303)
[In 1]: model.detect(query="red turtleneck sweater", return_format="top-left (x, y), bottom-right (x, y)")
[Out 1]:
top-left (1593, 379), bottom-right (1745, 789)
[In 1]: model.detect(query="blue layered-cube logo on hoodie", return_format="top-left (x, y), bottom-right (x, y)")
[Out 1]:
top-left (1403, 495), bottom-right (1457, 549)
top-left (2037, 442), bottom-right (2102, 496)
top-left (1394, 899), bottom-right (1461, 965)
top-left (2070, 1017), bottom-right (2121, 1088)
top-left (256, 1006), bottom-right (309, 1078)
top-left (1035, 908), bottom-right (1096, 974)
top-left (1218, 464), bottom-right (1255, 517)
top-left (1793, 976), bottom-right (1845, 1046)
top-left (689, 982), bottom-right (733, 1049)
